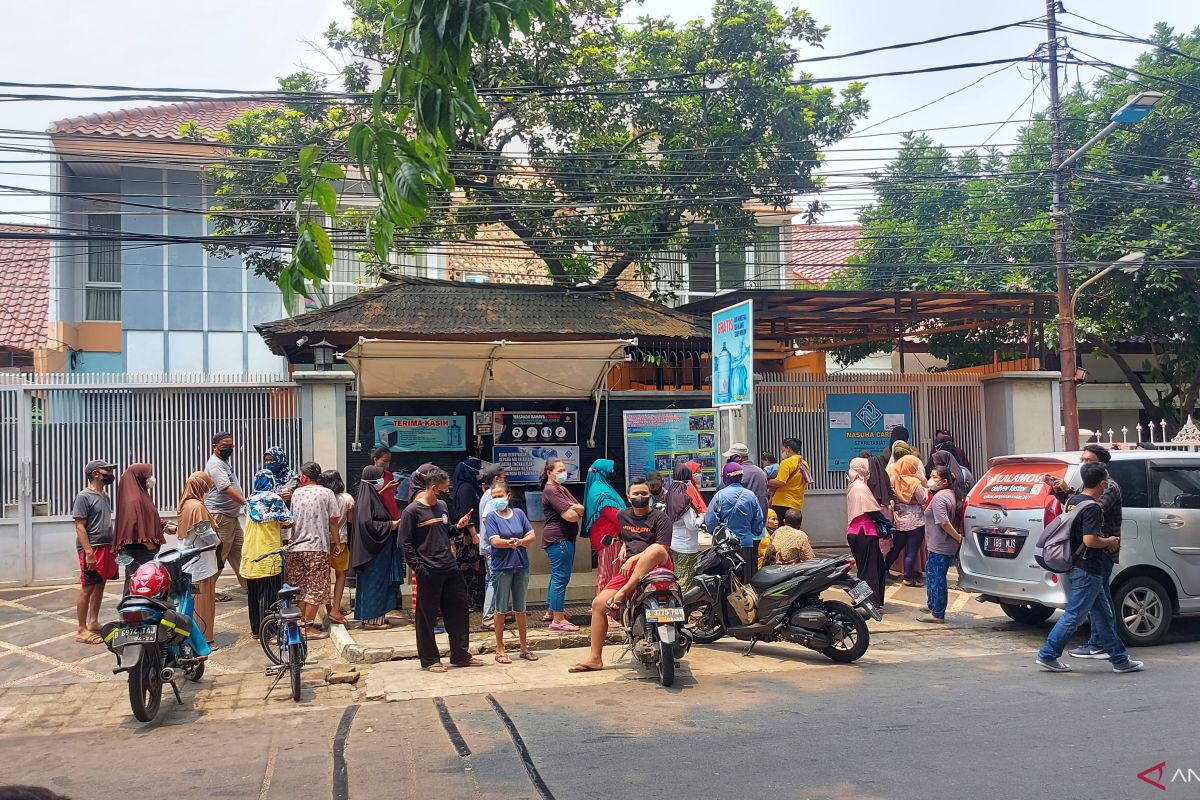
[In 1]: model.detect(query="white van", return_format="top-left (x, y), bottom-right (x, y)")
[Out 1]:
top-left (957, 450), bottom-right (1200, 646)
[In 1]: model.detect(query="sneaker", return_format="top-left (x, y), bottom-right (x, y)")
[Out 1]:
top-left (1067, 644), bottom-right (1108, 659)
top-left (916, 613), bottom-right (945, 624)
top-left (1036, 656), bottom-right (1072, 673)
top-left (1113, 660), bottom-right (1145, 674)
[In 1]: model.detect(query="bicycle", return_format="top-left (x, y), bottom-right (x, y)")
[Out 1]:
top-left (253, 544), bottom-right (308, 702)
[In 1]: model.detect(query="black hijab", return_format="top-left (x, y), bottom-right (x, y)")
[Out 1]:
top-left (665, 463), bottom-right (693, 522)
top-left (350, 466), bottom-right (395, 570)
top-left (405, 462), bottom-right (436, 503)
top-left (860, 451), bottom-right (894, 508)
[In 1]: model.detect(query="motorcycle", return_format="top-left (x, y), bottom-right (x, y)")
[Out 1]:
top-left (611, 548), bottom-right (692, 687)
top-left (683, 524), bottom-right (881, 663)
top-left (101, 522), bottom-right (218, 722)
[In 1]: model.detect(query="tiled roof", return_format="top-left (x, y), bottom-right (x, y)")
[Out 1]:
top-left (0, 225), bottom-right (50, 352)
top-left (49, 100), bottom-right (267, 142)
top-left (790, 223), bottom-right (861, 287)
top-left (256, 276), bottom-right (706, 355)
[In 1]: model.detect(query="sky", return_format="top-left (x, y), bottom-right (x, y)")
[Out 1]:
top-left (1, 0), bottom-right (1197, 225)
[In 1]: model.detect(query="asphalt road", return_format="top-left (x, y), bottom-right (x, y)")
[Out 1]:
top-left (4, 618), bottom-right (1198, 800)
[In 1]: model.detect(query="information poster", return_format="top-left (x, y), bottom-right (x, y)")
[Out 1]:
top-left (623, 409), bottom-right (720, 489)
top-left (473, 411), bottom-right (493, 437)
top-left (712, 300), bottom-right (754, 407)
top-left (493, 411), bottom-right (578, 445)
top-left (493, 445), bottom-right (581, 484)
top-left (826, 393), bottom-right (911, 471)
top-left (375, 415), bottom-right (466, 453)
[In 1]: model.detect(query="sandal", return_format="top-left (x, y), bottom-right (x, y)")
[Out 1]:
top-left (75, 632), bottom-right (103, 645)
top-left (568, 663), bottom-right (602, 673)
top-left (451, 658), bottom-right (485, 668)
top-left (304, 631), bottom-right (329, 640)
top-left (328, 612), bottom-right (348, 625)
top-left (495, 653), bottom-right (513, 664)
top-left (548, 621), bottom-right (579, 633)
top-left (541, 613), bottom-right (553, 623)
top-left (519, 650), bottom-right (539, 662)
top-left (361, 621), bottom-right (392, 630)
top-left (426, 663), bottom-right (448, 673)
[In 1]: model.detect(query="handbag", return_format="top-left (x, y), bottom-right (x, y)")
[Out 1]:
top-left (874, 517), bottom-right (894, 540)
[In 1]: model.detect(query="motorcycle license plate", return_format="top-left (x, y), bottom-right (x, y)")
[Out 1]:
top-left (848, 581), bottom-right (874, 604)
top-left (114, 625), bottom-right (157, 645)
top-left (646, 608), bottom-right (685, 623)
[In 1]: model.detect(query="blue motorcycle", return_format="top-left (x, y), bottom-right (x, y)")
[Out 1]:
top-left (103, 523), bottom-right (217, 722)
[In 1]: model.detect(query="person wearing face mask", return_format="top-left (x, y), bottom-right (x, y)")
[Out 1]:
top-left (72, 460), bottom-right (118, 644)
top-left (484, 484), bottom-right (538, 663)
top-left (542, 458), bottom-right (585, 632)
top-left (205, 431), bottom-right (248, 599)
top-left (112, 463), bottom-right (167, 590)
top-left (916, 466), bottom-right (965, 624)
top-left (351, 466), bottom-right (404, 630)
top-left (666, 462), bottom-right (704, 591)
top-left (242, 470), bottom-right (292, 638)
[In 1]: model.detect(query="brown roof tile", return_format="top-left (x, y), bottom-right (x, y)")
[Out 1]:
top-left (49, 100), bottom-right (267, 142)
top-left (0, 225), bottom-right (50, 352)
top-left (789, 223), bottom-right (861, 287)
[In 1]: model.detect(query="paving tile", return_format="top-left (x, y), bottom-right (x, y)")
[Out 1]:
top-left (0, 653), bottom-right (56, 687)
top-left (0, 617), bottom-right (77, 647)
top-left (29, 635), bottom-right (111, 663)
top-left (11, 590), bottom-right (79, 613)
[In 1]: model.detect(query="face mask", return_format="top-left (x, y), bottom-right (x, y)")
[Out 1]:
top-left (217, 446), bottom-right (233, 459)
top-left (146, 476), bottom-right (157, 491)
top-left (100, 474), bottom-right (115, 486)
top-left (629, 496), bottom-right (650, 509)
top-left (368, 477), bottom-right (386, 490)
top-left (552, 470), bottom-right (567, 483)
top-left (927, 478), bottom-right (940, 490)
top-left (492, 498), bottom-right (509, 512)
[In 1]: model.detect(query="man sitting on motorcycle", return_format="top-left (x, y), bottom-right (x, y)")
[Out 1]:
top-left (569, 477), bottom-right (673, 673)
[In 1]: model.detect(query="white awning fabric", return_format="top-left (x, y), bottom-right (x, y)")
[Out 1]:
top-left (343, 338), bottom-right (634, 400)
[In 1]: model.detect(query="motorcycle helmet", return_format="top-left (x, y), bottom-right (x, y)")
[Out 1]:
top-left (129, 562), bottom-right (171, 598)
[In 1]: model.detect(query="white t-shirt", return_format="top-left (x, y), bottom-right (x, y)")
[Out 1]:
top-left (670, 507), bottom-right (699, 554)
top-left (289, 485), bottom-right (341, 553)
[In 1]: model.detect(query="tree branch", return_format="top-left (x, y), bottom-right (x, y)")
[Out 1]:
top-left (460, 179), bottom-right (572, 282)
top-left (1090, 336), bottom-right (1161, 419)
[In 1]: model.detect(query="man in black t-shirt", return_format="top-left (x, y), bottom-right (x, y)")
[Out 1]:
top-left (1036, 463), bottom-right (1143, 674)
top-left (569, 478), bottom-right (673, 674)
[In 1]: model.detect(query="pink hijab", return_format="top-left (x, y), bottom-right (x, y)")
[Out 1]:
top-left (846, 457), bottom-right (882, 521)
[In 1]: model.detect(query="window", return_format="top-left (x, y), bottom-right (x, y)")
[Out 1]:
top-left (685, 224), bottom-right (717, 295)
top-left (1150, 465), bottom-right (1200, 509)
top-left (752, 226), bottom-right (784, 289)
top-left (85, 214), bottom-right (121, 321)
top-left (1108, 460), bottom-right (1149, 509)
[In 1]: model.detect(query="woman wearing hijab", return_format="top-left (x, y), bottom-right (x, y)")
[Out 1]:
top-left (683, 460), bottom-right (709, 513)
top-left (242, 470), bottom-right (292, 638)
top-left (263, 446), bottom-right (299, 501)
top-left (890, 440), bottom-right (925, 478)
top-left (861, 451), bottom-right (894, 512)
top-left (666, 463), bottom-right (703, 591)
top-left (351, 465), bottom-right (404, 629)
top-left (178, 471), bottom-right (219, 646)
top-left (884, 455), bottom-right (928, 586)
top-left (931, 448), bottom-right (974, 497)
top-left (112, 463), bottom-right (166, 588)
top-left (583, 459), bottom-right (625, 596)
top-left (846, 457), bottom-right (889, 609)
top-left (450, 458), bottom-right (485, 609)
top-left (927, 432), bottom-right (973, 477)
top-left (882, 425), bottom-right (910, 467)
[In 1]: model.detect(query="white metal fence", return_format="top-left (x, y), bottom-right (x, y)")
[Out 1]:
top-left (755, 371), bottom-right (986, 494)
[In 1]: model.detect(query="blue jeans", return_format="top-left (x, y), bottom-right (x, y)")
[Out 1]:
top-left (1038, 567), bottom-right (1131, 666)
top-left (925, 551), bottom-right (954, 618)
top-left (481, 554), bottom-right (497, 623)
top-left (545, 540), bottom-right (575, 613)
top-left (1085, 557), bottom-right (1115, 648)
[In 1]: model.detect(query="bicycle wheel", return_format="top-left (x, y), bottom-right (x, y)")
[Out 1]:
top-left (259, 614), bottom-right (284, 666)
top-left (289, 646), bottom-right (303, 701)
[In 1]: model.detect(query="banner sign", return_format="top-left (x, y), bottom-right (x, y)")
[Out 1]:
top-left (623, 409), bottom-right (720, 489)
top-left (826, 393), bottom-right (911, 471)
top-left (712, 300), bottom-right (754, 406)
top-left (967, 462), bottom-right (1068, 510)
top-left (493, 445), bottom-right (581, 484)
top-left (493, 411), bottom-right (578, 445)
top-left (473, 411), bottom-right (493, 437)
top-left (375, 415), bottom-right (466, 453)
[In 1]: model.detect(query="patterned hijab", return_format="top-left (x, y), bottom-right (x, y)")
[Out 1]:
top-left (263, 446), bottom-right (297, 487)
top-left (247, 468), bottom-right (292, 525)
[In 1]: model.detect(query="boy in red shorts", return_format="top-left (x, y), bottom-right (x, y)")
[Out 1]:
top-left (73, 460), bottom-right (118, 644)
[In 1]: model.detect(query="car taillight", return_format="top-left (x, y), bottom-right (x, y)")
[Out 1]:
top-left (120, 607), bottom-right (155, 625)
top-left (1048, 573), bottom-right (1059, 585)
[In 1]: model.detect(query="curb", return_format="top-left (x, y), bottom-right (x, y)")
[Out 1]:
top-left (333, 623), bottom-right (622, 664)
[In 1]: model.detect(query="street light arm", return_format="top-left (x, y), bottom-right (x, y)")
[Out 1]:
top-left (1058, 120), bottom-right (1120, 172)
top-left (1070, 266), bottom-right (1117, 312)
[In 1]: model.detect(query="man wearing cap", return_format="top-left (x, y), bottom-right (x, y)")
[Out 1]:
top-left (205, 432), bottom-right (247, 598)
top-left (705, 461), bottom-right (765, 583)
top-left (73, 460), bottom-right (118, 644)
top-left (725, 442), bottom-right (770, 514)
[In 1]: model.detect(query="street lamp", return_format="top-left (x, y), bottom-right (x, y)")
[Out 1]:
top-left (1071, 251), bottom-right (1145, 313)
top-left (312, 340), bottom-right (337, 371)
top-left (1053, 92), bottom-right (1163, 451)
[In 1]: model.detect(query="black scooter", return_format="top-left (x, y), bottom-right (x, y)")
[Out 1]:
top-left (683, 524), bottom-right (881, 663)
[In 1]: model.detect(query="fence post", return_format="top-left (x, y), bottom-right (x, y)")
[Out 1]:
top-left (293, 372), bottom-right (354, 477)
top-left (18, 386), bottom-right (34, 584)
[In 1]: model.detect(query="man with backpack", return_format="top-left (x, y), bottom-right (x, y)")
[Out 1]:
top-left (1035, 462), bottom-right (1143, 673)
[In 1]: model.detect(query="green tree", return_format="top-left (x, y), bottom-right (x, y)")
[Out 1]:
top-left (843, 24), bottom-right (1200, 426)
top-left (202, 0), bottom-right (867, 298)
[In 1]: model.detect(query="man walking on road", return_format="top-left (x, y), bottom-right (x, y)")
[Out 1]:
top-left (205, 432), bottom-right (247, 598)
top-left (72, 459), bottom-right (118, 644)
top-left (1036, 462), bottom-right (1143, 674)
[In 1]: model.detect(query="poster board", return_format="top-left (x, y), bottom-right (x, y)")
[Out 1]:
top-left (492, 411), bottom-right (578, 445)
top-left (712, 300), bottom-right (754, 406)
top-left (375, 415), bottom-right (466, 453)
top-left (623, 409), bottom-right (720, 489)
top-left (826, 393), bottom-right (911, 471)
top-left (493, 445), bottom-right (582, 485)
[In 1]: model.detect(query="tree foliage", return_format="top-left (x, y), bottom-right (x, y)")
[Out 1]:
top-left (841, 23), bottom-right (1200, 425)
top-left (203, 0), bottom-right (867, 301)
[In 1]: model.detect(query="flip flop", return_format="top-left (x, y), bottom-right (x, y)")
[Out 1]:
top-left (451, 658), bottom-right (485, 668)
top-left (568, 663), bottom-right (602, 673)
top-left (75, 633), bottom-right (102, 645)
top-left (519, 650), bottom-right (539, 662)
top-left (425, 663), bottom-right (448, 673)
top-left (361, 622), bottom-right (392, 631)
top-left (304, 631), bottom-right (329, 640)
top-left (495, 653), bottom-right (513, 664)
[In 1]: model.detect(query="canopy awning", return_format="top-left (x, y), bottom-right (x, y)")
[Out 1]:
top-left (343, 338), bottom-right (635, 400)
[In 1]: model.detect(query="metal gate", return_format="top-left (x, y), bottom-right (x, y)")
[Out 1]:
top-left (755, 371), bottom-right (986, 494)
top-left (0, 373), bottom-right (301, 586)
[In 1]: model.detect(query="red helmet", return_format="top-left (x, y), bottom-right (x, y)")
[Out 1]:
top-left (129, 562), bottom-right (171, 598)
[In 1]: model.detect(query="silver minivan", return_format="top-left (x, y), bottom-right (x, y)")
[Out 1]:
top-left (958, 450), bottom-right (1200, 645)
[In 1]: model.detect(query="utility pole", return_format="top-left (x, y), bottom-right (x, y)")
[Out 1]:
top-left (1046, 0), bottom-right (1080, 451)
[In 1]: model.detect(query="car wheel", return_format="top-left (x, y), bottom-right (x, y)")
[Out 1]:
top-left (1114, 576), bottom-right (1171, 647)
top-left (999, 601), bottom-right (1055, 625)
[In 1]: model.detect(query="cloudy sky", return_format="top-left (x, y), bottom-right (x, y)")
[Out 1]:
top-left (1, 0), bottom-right (1196, 224)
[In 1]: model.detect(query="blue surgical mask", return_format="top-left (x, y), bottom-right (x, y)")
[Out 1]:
top-left (492, 498), bottom-right (510, 512)
top-left (368, 477), bottom-right (386, 490)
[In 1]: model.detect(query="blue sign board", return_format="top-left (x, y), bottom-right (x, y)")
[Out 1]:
top-left (826, 393), bottom-right (912, 471)
top-left (375, 415), bottom-right (466, 452)
top-left (711, 300), bottom-right (753, 406)
top-left (493, 445), bottom-right (581, 485)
